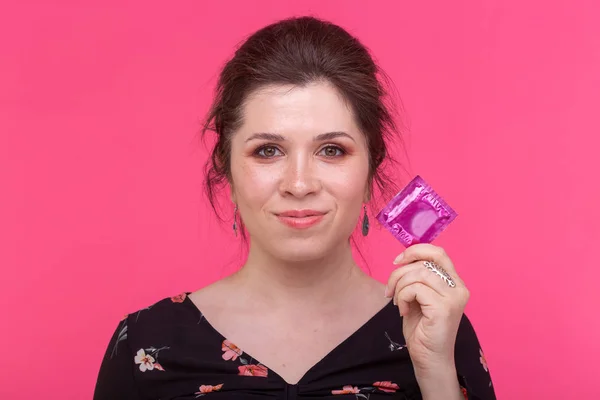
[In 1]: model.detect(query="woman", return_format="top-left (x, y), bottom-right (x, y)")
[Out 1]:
top-left (94, 16), bottom-right (496, 399)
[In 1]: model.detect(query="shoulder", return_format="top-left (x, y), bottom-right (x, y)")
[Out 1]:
top-left (122, 292), bottom-right (198, 344)
top-left (126, 292), bottom-right (190, 317)
top-left (99, 292), bottom-right (195, 365)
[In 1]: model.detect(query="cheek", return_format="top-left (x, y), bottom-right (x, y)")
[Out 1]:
top-left (232, 162), bottom-right (279, 205)
top-left (320, 161), bottom-right (370, 202)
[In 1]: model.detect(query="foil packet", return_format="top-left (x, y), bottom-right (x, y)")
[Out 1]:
top-left (376, 175), bottom-right (457, 247)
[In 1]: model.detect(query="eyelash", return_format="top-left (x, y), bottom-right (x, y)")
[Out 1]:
top-left (253, 144), bottom-right (347, 158)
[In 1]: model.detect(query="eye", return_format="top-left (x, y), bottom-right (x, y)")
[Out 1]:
top-left (255, 145), bottom-right (283, 158)
top-left (319, 145), bottom-right (346, 157)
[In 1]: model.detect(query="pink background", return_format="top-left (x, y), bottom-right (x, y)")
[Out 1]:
top-left (2, 1), bottom-right (599, 398)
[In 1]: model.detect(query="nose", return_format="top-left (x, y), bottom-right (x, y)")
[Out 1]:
top-left (278, 153), bottom-right (321, 198)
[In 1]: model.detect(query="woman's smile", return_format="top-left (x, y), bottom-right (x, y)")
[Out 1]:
top-left (275, 209), bottom-right (328, 229)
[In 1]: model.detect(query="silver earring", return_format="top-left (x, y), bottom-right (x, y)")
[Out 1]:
top-left (232, 204), bottom-right (238, 237)
top-left (362, 205), bottom-right (369, 236)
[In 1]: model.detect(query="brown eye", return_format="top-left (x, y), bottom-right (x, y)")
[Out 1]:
top-left (256, 146), bottom-right (282, 158)
top-left (320, 146), bottom-right (345, 157)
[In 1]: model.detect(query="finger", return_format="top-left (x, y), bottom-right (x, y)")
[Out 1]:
top-left (393, 244), bottom-right (453, 268)
top-left (385, 263), bottom-right (420, 298)
top-left (394, 282), bottom-right (441, 316)
top-left (394, 262), bottom-right (451, 298)
top-left (393, 244), bottom-right (464, 286)
top-left (385, 261), bottom-right (431, 297)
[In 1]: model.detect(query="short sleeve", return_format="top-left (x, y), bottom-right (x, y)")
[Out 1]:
top-left (93, 317), bottom-right (141, 400)
top-left (454, 314), bottom-right (497, 400)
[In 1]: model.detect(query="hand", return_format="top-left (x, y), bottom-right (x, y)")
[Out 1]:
top-left (385, 244), bottom-right (470, 374)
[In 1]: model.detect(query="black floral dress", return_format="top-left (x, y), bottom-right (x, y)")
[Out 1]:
top-left (94, 293), bottom-right (496, 399)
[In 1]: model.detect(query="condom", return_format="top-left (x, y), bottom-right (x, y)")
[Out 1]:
top-left (376, 175), bottom-right (457, 247)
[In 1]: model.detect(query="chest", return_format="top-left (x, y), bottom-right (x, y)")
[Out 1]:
top-left (216, 314), bottom-right (357, 384)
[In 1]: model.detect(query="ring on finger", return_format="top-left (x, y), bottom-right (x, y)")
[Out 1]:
top-left (423, 261), bottom-right (456, 288)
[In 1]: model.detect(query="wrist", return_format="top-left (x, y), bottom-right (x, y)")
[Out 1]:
top-left (414, 364), bottom-right (463, 400)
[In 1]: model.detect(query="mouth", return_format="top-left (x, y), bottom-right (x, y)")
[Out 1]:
top-left (275, 210), bottom-right (327, 229)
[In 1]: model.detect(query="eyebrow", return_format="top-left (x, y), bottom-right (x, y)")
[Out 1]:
top-left (245, 131), bottom-right (356, 143)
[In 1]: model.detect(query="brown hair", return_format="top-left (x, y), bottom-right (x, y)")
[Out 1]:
top-left (201, 16), bottom-right (404, 225)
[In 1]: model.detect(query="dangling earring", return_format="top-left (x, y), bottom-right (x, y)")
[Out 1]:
top-left (232, 204), bottom-right (238, 237)
top-left (361, 204), bottom-right (369, 236)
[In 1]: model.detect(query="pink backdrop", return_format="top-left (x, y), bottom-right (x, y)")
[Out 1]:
top-left (2, 1), bottom-right (599, 398)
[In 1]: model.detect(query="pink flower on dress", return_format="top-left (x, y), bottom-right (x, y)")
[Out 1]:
top-left (479, 348), bottom-right (488, 372)
top-left (237, 364), bottom-right (268, 377)
top-left (134, 349), bottom-right (156, 372)
top-left (332, 385), bottom-right (360, 395)
top-left (221, 340), bottom-right (243, 361)
top-left (195, 384), bottom-right (223, 396)
top-left (373, 381), bottom-right (400, 392)
top-left (171, 293), bottom-right (187, 303)
top-left (153, 363), bottom-right (164, 371)
top-left (461, 386), bottom-right (469, 399)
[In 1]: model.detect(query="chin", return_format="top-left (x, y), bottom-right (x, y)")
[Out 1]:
top-left (269, 238), bottom-right (332, 263)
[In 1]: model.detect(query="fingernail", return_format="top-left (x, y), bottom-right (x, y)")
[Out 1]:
top-left (393, 297), bottom-right (397, 306)
top-left (393, 253), bottom-right (404, 265)
top-left (384, 286), bottom-right (390, 298)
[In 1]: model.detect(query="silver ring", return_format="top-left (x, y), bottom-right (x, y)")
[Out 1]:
top-left (423, 261), bottom-right (456, 288)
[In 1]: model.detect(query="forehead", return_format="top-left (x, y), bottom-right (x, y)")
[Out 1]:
top-left (238, 82), bottom-right (360, 138)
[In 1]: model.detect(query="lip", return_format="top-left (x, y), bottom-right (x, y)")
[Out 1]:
top-left (277, 209), bottom-right (326, 218)
top-left (275, 210), bottom-right (327, 229)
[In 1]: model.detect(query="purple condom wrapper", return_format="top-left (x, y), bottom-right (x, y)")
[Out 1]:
top-left (376, 175), bottom-right (458, 248)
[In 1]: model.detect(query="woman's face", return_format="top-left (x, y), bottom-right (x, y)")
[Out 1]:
top-left (229, 82), bottom-right (371, 262)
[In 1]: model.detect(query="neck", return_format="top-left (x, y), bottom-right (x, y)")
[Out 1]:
top-left (231, 239), bottom-right (367, 309)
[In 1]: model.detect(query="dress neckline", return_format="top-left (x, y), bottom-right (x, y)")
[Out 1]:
top-left (182, 293), bottom-right (395, 386)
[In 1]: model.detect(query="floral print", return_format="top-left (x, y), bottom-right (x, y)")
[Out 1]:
top-left (461, 386), bottom-right (469, 399)
top-left (384, 331), bottom-right (407, 352)
top-left (479, 348), bottom-right (489, 372)
top-left (332, 381), bottom-right (399, 397)
top-left (110, 320), bottom-right (128, 359)
top-left (134, 306), bottom-right (152, 322)
top-left (220, 339), bottom-right (269, 378)
top-left (195, 384), bottom-right (223, 397)
top-left (238, 364), bottom-right (269, 377)
top-left (373, 381), bottom-right (399, 393)
top-left (134, 346), bottom-right (170, 372)
top-left (97, 294), bottom-right (496, 399)
top-left (221, 340), bottom-right (243, 361)
top-left (332, 385), bottom-right (360, 395)
top-left (171, 292), bottom-right (187, 303)
top-left (134, 349), bottom-right (156, 372)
